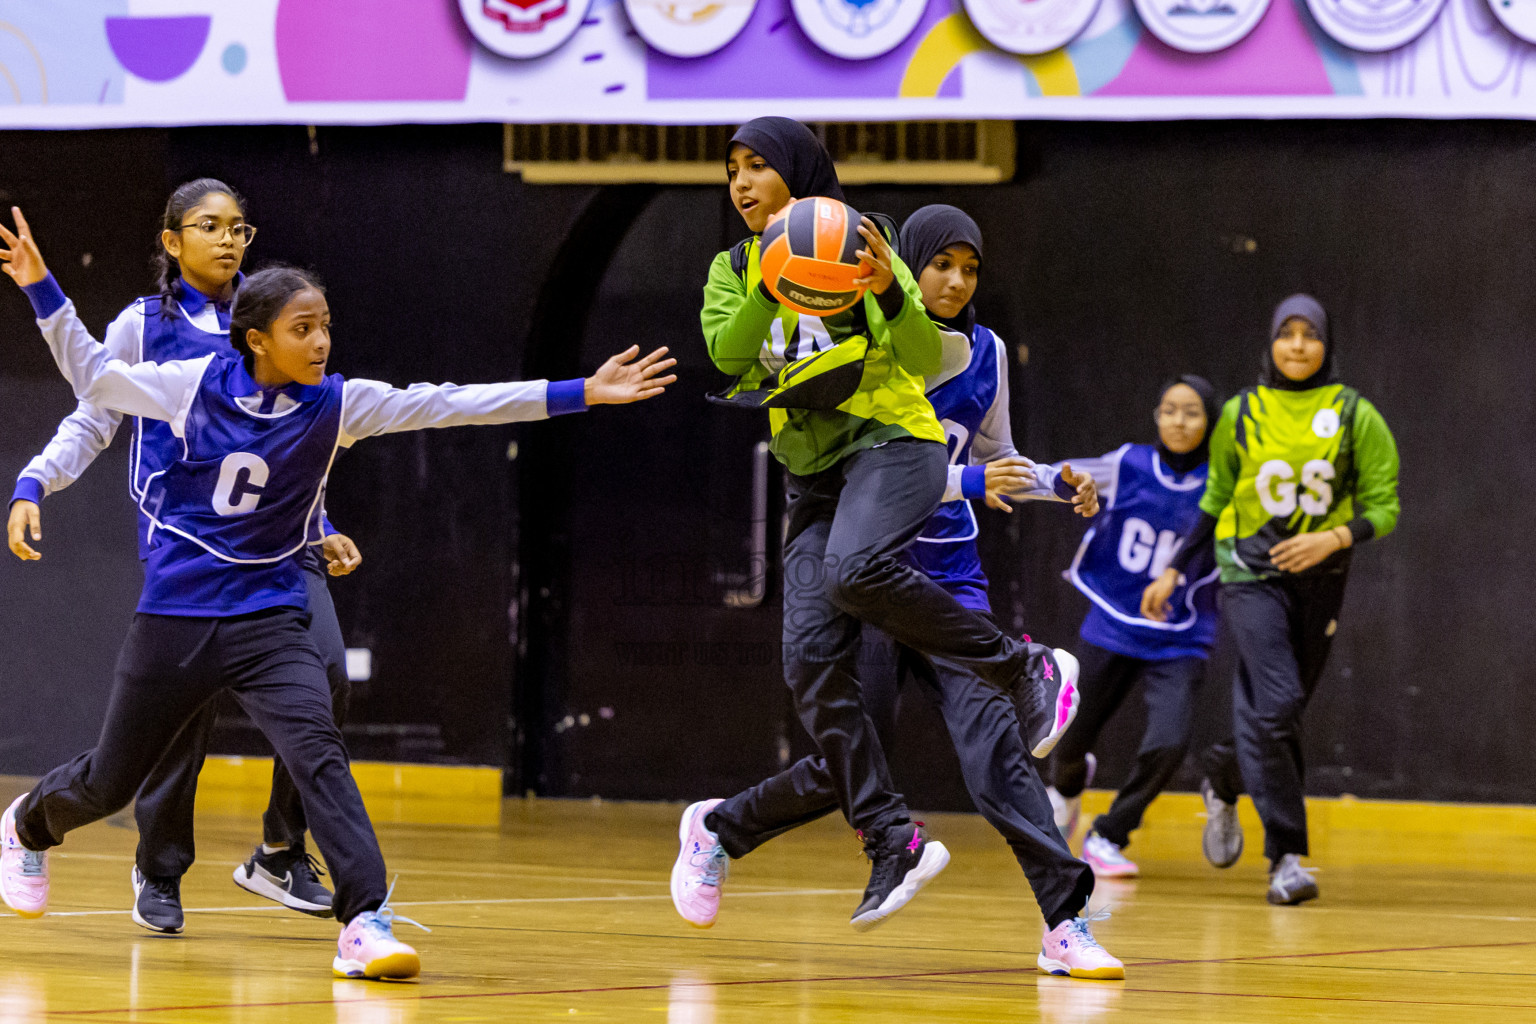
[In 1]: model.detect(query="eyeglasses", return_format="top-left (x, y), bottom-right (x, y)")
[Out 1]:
top-left (1156, 407), bottom-right (1205, 423)
top-left (176, 219), bottom-right (257, 245)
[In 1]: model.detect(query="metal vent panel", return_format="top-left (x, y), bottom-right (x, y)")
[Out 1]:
top-left (504, 122), bottom-right (1014, 184)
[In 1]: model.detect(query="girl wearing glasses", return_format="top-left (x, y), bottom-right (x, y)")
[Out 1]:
top-left (4, 179), bottom-right (352, 933)
top-left (0, 209), bottom-right (674, 978)
top-left (1045, 376), bottom-right (1222, 879)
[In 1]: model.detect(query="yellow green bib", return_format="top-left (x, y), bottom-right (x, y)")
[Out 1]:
top-left (1216, 384), bottom-right (1360, 580)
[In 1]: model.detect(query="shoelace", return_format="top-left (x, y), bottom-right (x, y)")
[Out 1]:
top-left (19, 849), bottom-right (44, 878)
top-left (692, 844), bottom-right (727, 888)
top-left (1068, 905), bottom-right (1113, 949)
top-left (1275, 860), bottom-right (1317, 891)
top-left (146, 875), bottom-right (179, 901)
top-left (294, 851), bottom-right (328, 883)
top-left (365, 877), bottom-right (431, 935)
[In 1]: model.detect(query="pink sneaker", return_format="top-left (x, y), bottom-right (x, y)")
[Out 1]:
top-left (671, 799), bottom-right (727, 928)
top-left (0, 794), bottom-right (48, 919)
top-left (1082, 831), bottom-right (1139, 879)
top-left (1038, 909), bottom-right (1124, 980)
top-left (333, 904), bottom-right (422, 980)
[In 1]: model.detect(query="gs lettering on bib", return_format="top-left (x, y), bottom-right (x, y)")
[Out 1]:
top-left (1255, 458), bottom-right (1336, 518)
top-left (1222, 384), bottom-right (1360, 578)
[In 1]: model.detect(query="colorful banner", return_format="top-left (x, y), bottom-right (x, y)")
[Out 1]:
top-left (4, 0), bottom-right (1536, 127)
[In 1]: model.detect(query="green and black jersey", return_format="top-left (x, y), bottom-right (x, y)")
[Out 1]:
top-left (700, 235), bottom-right (945, 477)
top-left (1202, 384), bottom-right (1400, 583)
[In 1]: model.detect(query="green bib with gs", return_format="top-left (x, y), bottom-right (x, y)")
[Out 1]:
top-left (1217, 384), bottom-right (1362, 579)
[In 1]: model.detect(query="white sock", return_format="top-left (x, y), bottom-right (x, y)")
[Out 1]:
top-left (262, 843), bottom-right (290, 856)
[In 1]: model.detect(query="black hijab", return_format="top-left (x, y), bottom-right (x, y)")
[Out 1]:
top-left (899, 204), bottom-right (983, 336)
top-left (728, 117), bottom-right (844, 203)
top-left (1261, 293), bottom-right (1335, 391)
top-left (1156, 374), bottom-right (1220, 476)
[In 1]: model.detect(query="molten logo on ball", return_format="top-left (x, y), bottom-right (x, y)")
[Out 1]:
top-left (759, 197), bottom-right (872, 318)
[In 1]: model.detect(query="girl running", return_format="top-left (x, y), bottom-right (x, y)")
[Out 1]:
top-left (0, 208), bottom-right (674, 977)
top-left (678, 204), bottom-right (1120, 979)
top-left (1143, 294), bottom-right (1400, 905)
top-left (6, 178), bottom-right (350, 932)
top-left (1046, 375), bottom-right (1223, 878)
top-left (697, 119), bottom-right (1081, 930)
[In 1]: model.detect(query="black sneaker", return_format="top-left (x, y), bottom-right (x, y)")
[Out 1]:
top-left (131, 866), bottom-right (184, 934)
top-left (849, 822), bottom-right (950, 932)
top-left (232, 842), bottom-right (334, 918)
top-left (1019, 643), bottom-right (1081, 759)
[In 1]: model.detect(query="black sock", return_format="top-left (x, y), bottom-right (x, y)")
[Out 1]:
top-left (1045, 904), bottom-right (1080, 930)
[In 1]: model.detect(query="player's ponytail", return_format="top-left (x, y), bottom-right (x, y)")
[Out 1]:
top-left (229, 265), bottom-right (325, 371)
top-left (154, 178), bottom-right (247, 319)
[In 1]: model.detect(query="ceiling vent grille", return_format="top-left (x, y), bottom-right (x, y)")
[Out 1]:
top-left (504, 122), bottom-right (1014, 185)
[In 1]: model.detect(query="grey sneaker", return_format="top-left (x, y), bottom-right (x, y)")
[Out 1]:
top-left (1200, 778), bottom-right (1244, 869)
top-left (1266, 854), bottom-right (1318, 905)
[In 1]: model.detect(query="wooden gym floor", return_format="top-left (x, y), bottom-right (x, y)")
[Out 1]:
top-left (1, 771), bottom-right (1534, 1023)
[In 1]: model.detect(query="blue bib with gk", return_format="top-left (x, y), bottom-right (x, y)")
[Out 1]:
top-left (137, 359), bottom-right (343, 616)
top-left (904, 325), bottom-right (1003, 612)
top-left (1066, 443), bottom-right (1219, 661)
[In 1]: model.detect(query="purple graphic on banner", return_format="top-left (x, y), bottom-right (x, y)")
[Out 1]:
top-left (105, 16), bottom-right (210, 83)
top-left (276, 0), bottom-right (473, 101)
top-left (647, 0), bottom-right (947, 98)
top-left (1098, 0), bottom-right (1335, 94)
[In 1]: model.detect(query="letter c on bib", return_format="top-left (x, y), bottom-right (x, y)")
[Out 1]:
top-left (1255, 460), bottom-right (1297, 517)
top-left (213, 452), bottom-right (270, 516)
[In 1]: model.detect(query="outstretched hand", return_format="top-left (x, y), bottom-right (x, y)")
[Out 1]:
top-left (983, 457), bottom-right (1038, 513)
top-left (584, 346), bottom-right (677, 406)
top-left (1058, 463), bottom-right (1099, 518)
top-left (0, 207), bottom-right (48, 288)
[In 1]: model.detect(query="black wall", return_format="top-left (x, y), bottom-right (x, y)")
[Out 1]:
top-left (0, 120), bottom-right (1528, 807)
